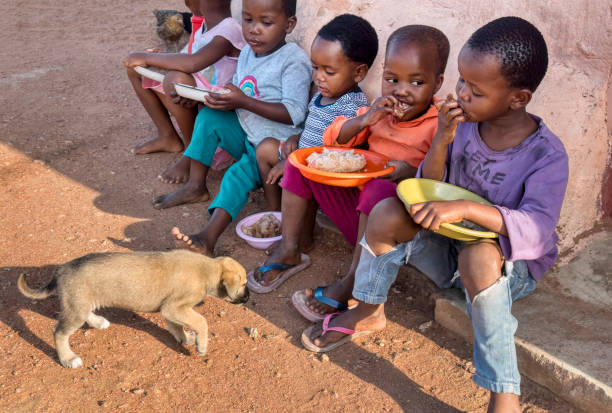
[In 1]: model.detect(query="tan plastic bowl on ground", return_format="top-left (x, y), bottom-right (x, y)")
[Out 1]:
top-left (396, 178), bottom-right (498, 242)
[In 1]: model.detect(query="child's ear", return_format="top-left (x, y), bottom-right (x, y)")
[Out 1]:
top-left (353, 63), bottom-right (368, 84)
top-left (433, 74), bottom-right (444, 95)
top-left (509, 88), bottom-right (532, 110)
top-left (285, 16), bottom-right (297, 34)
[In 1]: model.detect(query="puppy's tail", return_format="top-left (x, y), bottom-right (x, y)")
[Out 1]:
top-left (17, 273), bottom-right (57, 300)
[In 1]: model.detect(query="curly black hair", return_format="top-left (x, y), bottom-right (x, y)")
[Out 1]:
top-left (466, 16), bottom-right (548, 91)
top-left (317, 14), bottom-right (379, 67)
top-left (281, 0), bottom-right (296, 17)
top-left (386, 25), bottom-right (450, 75)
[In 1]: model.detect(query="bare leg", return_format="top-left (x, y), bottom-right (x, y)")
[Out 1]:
top-left (488, 393), bottom-right (521, 413)
top-left (253, 189), bottom-right (316, 285)
top-left (159, 72), bottom-right (199, 184)
top-left (303, 213), bottom-right (368, 316)
top-left (255, 138), bottom-right (282, 210)
top-left (306, 198), bottom-right (420, 346)
top-left (153, 159), bottom-right (210, 209)
top-left (172, 207), bottom-right (233, 256)
top-left (126, 66), bottom-right (184, 154)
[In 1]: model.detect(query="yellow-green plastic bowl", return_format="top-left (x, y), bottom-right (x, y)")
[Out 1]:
top-left (396, 178), bottom-right (498, 242)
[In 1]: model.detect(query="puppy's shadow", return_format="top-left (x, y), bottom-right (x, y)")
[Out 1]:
top-left (1, 266), bottom-right (192, 366)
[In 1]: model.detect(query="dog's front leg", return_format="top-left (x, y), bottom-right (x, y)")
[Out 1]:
top-left (162, 306), bottom-right (208, 355)
top-left (164, 318), bottom-right (196, 346)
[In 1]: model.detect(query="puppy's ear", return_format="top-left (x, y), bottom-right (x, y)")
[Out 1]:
top-left (217, 257), bottom-right (246, 293)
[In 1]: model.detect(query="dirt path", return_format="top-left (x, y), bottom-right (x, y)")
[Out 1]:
top-left (0, 1), bottom-right (575, 411)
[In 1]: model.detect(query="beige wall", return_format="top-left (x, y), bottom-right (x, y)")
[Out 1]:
top-left (235, 0), bottom-right (611, 255)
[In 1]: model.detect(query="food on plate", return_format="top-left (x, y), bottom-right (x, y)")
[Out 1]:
top-left (241, 214), bottom-right (281, 238)
top-left (306, 148), bottom-right (367, 173)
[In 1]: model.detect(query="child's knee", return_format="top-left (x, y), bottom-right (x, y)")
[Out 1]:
top-left (369, 198), bottom-right (409, 234)
top-left (163, 71), bottom-right (195, 95)
top-left (255, 137), bottom-right (280, 162)
top-left (458, 242), bottom-right (503, 296)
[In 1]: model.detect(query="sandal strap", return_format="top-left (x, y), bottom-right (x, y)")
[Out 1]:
top-left (314, 286), bottom-right (348, 311)
top-left (322, 313), bottom-right (356, 336)
top-left (258, 263), bottom-right (294, 274)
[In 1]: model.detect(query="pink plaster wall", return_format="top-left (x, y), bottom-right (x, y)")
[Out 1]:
top-left (233, 0), bottom-right (611, 253)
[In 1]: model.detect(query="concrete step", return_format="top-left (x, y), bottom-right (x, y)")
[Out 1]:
top-left (434, 230), bottom-right (612, 413)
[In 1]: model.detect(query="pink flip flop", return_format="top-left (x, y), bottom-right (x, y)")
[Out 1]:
top-left (246, 253), bottom-right (311, 294)
top-left (301, 313), bottom-right (373, 353)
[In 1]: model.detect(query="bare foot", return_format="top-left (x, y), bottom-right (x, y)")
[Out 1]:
top-left (171, 227), bottom-right (213, 256)
top-left (159, 155), bottom-right (190, 184)
top-left (152, 185), bottom-right (209, 209)
top-left (307, 305), bottom-right (386, 348)
top-left (131, 135), bottom-right (184, 155)
top-left (254, 246), bottom-right (301, 286)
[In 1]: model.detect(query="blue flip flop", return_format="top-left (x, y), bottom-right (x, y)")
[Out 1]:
top-left (247, 253), bottom-right (311, 293)
top-left (291, 286), bottom-right (351, 322)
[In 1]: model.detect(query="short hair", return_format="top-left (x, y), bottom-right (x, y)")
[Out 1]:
top-left (466, 16), bottom-right (548, 91)
top-left (281, 0), bottom-right (296, 17)
top-left (317, 14), bottom-right (378, 67)
top-left (386, 25), bottom-right (450, 75)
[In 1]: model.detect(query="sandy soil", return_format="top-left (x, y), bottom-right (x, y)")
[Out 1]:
top-left (0, 1), bottom-right (576, 411)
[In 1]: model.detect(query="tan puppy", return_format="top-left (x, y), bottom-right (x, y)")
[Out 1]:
top-left (18, 249), bottom-right (249, 368)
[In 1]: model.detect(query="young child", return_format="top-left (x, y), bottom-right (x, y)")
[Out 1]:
top-left (125, 0), bottom-right (245, 183)
top-left (249, 26), bottom-right (449, 296)
top-left (302, 17), bottom-right (568, 413)
top-left (245, 14), bottom-right (379, 292)
top-left (161, 0), bottom-right (312, 256)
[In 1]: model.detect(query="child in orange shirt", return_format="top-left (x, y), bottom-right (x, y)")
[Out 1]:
top-left (249, 25), bottom-right (450, 305)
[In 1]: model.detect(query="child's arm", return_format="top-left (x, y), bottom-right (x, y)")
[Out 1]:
top-left (410, 200), bottom-right (508, 236)
top-left (124, 36), bottom-right (236, 74)
top-left (335, 96), bottom-right (397, 144)
top-left (382, 160), bottom-right (418, 183)
top-left (421, 96), bottom-right (465, 181)
top-left (204, 85), bottom-right (293, 124)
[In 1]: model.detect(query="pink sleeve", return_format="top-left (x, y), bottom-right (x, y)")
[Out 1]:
top-left (212, 18), bottom-right (246, 50)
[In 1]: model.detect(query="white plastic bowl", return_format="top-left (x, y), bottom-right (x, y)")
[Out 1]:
top-left (134, 66), bottom-right (165, 83)
top-left (235, 212), bottom-right (282, 250)
top-left (173, 82), bottom-right (230, 103)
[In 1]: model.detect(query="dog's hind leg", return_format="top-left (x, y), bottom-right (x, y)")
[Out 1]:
top-left (162, 306), bottom-right (208, 355)
top-left (87, 313), bottom-right (110, 330)
top-left (54, 314), bottom-right (86, 368)
top-left (163, 318), bottom-right (196, 346)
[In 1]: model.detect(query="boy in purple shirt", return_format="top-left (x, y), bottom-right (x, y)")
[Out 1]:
top-left (301, 17), bottom-right (568, 413)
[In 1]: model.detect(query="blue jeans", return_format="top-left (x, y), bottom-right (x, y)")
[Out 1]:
top-left (353, 231), bottom-right (536, 395)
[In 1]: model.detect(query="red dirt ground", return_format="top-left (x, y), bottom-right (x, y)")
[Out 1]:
top-left (0, 1), bottom-right (576, 411)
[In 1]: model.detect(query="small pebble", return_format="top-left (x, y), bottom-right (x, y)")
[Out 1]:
top-left (319, 354), bottom-right (329, 362)
top-left (246, 327), bottom-right (258, 340)
top-left (131, 388), bottom-right (145, 395)
top-left (418, 321), bottom-right (433, 332)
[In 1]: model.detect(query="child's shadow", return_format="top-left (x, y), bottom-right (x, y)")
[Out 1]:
top-left (1, 266), bottom-right (192, 367)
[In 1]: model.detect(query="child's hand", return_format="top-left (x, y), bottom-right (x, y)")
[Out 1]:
top-left (170, 90), bottom-right (198, 109)
top-left (362, 96), bottom-right (396, 126)
top-left (434, 94), bottom-right (466, 144)
top-left (266, 160), bottom-right (286, 184)
top-left (409, 200), bottom-right (467, 231)
top-left (382, 160), bottom-right (417, 182)
top-left (124, 52), bottom-right (149, 68)
top-left (204, 84), bottom-right (246, 111)
top-left (281, 135), bottom-right (299, 159)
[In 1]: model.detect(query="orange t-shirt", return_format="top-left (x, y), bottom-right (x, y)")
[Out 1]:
top-left (322, 103), bottom-right (438, 168)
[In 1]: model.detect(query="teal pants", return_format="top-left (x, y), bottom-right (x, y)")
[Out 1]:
top-left (185, 106), bottom-right (262, 220)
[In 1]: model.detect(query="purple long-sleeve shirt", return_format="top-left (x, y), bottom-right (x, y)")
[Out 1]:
top-left (421, 115), bottom-right (569, 281)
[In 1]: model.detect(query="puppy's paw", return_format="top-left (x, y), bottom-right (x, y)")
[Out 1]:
top-left (182, 330), bottom-right (196, 346)
top-left (196, 346), bottom-right (208, 356)
top-left (98, 318), bottom-right (110, 330)
top-left (61, 356), bottom-right (83, 369)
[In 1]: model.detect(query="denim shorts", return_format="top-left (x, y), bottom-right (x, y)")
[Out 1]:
top-left (353, 230), bottom-right (536, 304)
